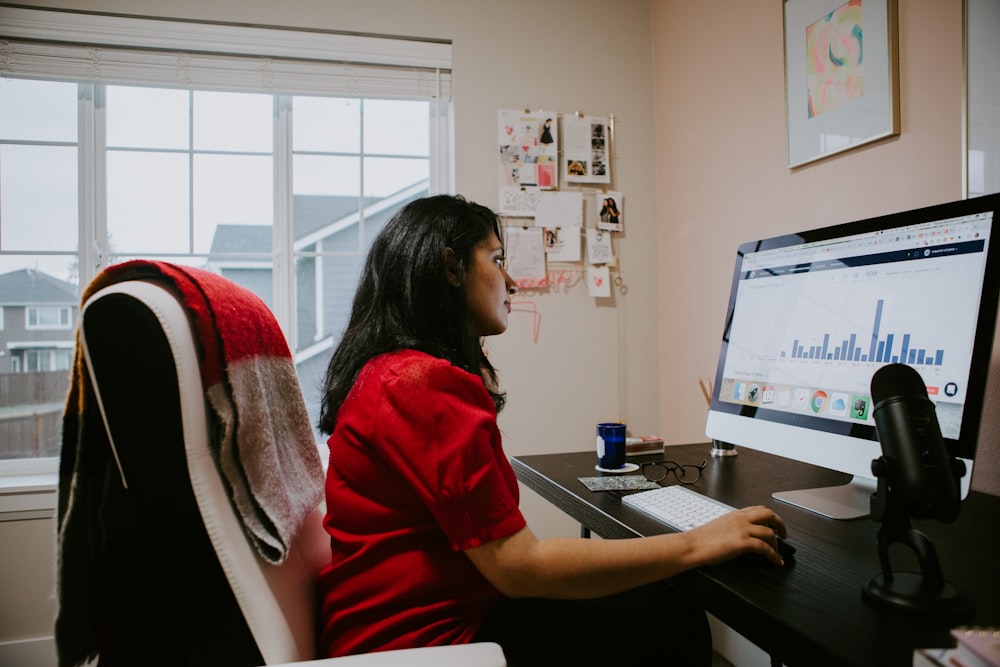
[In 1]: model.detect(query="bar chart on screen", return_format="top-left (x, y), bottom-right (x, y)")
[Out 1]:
top-left (721, 251), bottom-right (981, 404)
top-left (782, 298), bottom-right (946, 366)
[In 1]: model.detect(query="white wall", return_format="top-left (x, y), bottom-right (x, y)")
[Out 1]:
top-left (0, 516), bottom-right (58, 664)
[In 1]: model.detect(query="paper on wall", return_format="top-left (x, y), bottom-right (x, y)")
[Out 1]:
top-left (588, 265), bottom-right (611, 297)
top-left (498, 109), bottom-right (559, 191)
top-left (535, 190), bottom-right (583, 228)
top-left (586, 228), bottom-right (613, 265)
top-left (562, 114), bottom-right (611, 184)
top-left (505, 226), bottom-right (546, 283)
top-left (543, 227), bottom-right (581, 262)
top-left (499, 186), bottom-right (542, 217)
top-left (596, 191), bottom-right (623, 232)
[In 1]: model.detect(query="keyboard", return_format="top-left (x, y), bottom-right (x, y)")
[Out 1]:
top-left (622, 484), bottom-right (797, 560)
top-left (622, 484), bottom-right (736, 531)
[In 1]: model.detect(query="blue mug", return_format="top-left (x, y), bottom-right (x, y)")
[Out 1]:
top-left (596, 422), bottom-right (627, 469)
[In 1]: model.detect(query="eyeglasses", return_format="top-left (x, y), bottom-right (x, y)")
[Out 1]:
top-left (640, 460), bottom-right (707, 485)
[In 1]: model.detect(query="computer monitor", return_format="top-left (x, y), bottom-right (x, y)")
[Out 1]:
top-left (705, 194), bottom-right (1000, 519)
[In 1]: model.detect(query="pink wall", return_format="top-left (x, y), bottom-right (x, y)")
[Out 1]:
top-left (650, 1), bottom-right (999, 494)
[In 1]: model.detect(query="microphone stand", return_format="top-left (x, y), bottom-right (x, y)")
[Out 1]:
top-left (862, 455), bottom-right (973, 615)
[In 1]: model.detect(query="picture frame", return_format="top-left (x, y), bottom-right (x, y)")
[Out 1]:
top-left (783, 0), bottom-right (899, 168)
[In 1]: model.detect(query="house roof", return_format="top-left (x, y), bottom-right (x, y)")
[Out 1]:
top-left (210, 189), bottom-right (427, 255)
top-left (210, 224), bottom-right (272, 254)
top-left (0, 268), bottom-right (78, 305)
top-left (209, 194), bottom-right (378, 255)
top-left (294, 194), bottom-right (380, 238)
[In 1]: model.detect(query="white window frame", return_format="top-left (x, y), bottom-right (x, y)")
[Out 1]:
top-left (0, 5), bottom-right (454, 500)
top-left (25, 306), bottom-right (72, 330)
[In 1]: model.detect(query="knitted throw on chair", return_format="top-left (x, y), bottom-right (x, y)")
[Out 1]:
top-left (56, 260), bottom-right (325, 664)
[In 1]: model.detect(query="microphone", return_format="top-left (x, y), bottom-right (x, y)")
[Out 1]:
top-left (870, 363), bottom-right (963, 523)
top-left (864, 363), bottom-right (972, 614)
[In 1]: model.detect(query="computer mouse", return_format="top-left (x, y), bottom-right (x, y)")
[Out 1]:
top-left (735, 538), bottom-right (796, 567)
top-left (776, 538), bottom-right (797, 562)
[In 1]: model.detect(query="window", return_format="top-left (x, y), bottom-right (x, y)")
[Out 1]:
top-left (0, 6), bottom-right (453, 468)
top-left (24, 349), bottom-right (73, 373)
top-left (26, 307), bottom-right (72, 330)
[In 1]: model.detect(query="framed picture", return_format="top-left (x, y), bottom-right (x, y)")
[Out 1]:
top-left (783, 0), bottom-right (899, 168)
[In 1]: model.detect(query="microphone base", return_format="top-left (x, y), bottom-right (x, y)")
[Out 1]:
top-left (863, 571), bottom-right (973, 616)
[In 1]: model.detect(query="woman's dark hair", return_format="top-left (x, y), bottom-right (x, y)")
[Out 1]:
top-left (318, 194), bottom-right (507, 435)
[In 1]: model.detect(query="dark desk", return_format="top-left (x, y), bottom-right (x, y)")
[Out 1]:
top-left (511, 443), bottom-right (1000, 667)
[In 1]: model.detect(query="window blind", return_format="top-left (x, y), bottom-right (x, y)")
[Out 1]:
top-left (0, 5), bottom-right (452, 99)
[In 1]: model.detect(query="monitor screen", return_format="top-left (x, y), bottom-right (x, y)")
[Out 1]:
top-left (705, 194), bottom-right (1000, 519)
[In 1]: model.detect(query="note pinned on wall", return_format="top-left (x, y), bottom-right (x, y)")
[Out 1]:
top-left (588, 265), bottom-right (611, 297)
top-left (586, 228), bottom-right (613, 265)
top-left (499, 186), bottom-right (542, 217)
top-left (544, 227), bottom-right (581, 262)
top-left (505, 226), bottom-right (546, 283)
top-left (534, 190), bottom-right (583, 228)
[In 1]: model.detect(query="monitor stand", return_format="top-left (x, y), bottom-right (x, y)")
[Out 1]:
top-left (772, 476), bottom-right (877, 520)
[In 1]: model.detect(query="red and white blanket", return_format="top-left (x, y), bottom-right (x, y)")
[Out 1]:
top-left (56, 260), bottom-right (326, 664)
top-left (60, 259), bottom-right (324, 559)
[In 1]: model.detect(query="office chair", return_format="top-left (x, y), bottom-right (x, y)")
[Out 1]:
top-left (61, 274), bottom-right (505, 666)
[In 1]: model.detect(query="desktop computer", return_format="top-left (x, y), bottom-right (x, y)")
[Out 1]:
top-left (705, 193), bottom-right (1000, 519)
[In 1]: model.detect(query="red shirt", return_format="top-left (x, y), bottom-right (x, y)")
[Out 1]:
top-left (317, 350), bottom-right (526, 657)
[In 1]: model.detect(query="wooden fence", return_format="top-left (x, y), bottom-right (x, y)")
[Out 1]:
top-left (0, 371), bottom-right (70, 459)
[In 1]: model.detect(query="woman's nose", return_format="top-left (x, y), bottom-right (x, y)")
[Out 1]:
top-left (504, 269), bottom-right (517, 294)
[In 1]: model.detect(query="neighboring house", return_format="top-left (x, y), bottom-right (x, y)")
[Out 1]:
top-left (0, 268), bottom-right (78, 458)
top-left (207, 182), bottom-right (429, 428)
top-left (0, 268), bottom-right (78, 374)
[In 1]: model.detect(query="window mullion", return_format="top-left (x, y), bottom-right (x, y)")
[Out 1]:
top-left (358, 100), bottom-right (366, 253)
top-left (93, 85), bottom-right (109, 277)
top-left (188, 90), bottom-right (196, 256)
top-left (429, 73), bottom-right (453, 194)
top-left (77, 83), bottom-right (102, 286)
top-left (273, 95), bottom-right (295, 343)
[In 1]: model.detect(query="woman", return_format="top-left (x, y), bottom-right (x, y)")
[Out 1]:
top-left (317, 194), bottom-right (787, 665)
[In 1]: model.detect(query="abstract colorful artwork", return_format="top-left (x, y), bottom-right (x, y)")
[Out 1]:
top-left (784, 0), bottom-right (897, 166)
top-left (806, 0), bottom-right (864, 118)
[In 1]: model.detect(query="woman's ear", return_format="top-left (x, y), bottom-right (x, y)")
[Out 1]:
top-left (443, 247), bottom-right (462, 287)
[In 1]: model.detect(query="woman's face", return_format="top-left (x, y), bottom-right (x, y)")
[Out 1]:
top-left (464, 233), bottom-right (517, 336)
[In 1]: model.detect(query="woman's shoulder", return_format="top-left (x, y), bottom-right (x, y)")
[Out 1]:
top-left (346, 350), bottom-right (496, 422)
top-left (363, 349), bottom-right (480, 392)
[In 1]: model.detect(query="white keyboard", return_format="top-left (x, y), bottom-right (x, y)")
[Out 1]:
top-left (622, 484), bottom-right (735, 531)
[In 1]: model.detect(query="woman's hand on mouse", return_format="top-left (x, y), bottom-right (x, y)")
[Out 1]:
top-left (687, 505), bottom-right (788, 566)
